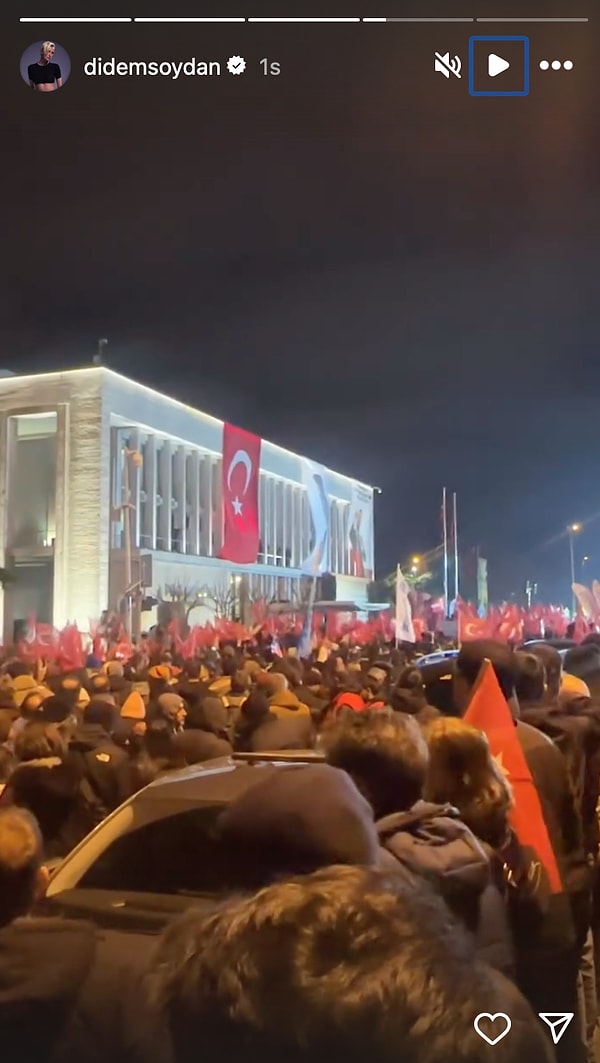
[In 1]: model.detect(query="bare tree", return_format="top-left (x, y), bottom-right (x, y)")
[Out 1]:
top-left (156, 582), bottom-right (212, 633)
top-left (205, 585), bottom-right (237, 621)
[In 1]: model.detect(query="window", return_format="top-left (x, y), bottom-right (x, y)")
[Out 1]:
top-left (78, 805), bottom-right (251, 896)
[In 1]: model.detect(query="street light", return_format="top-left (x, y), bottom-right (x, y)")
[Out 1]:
top-left (411, 555), bottom-right (421, 575)
top-left (568, 523), bottom-right (581, 614)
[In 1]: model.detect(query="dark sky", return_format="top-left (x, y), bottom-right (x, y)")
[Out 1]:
top-left (5, 0), bottom-right (599, 603)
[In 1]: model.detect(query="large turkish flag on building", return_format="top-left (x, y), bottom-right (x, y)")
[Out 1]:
top-left (219, 423), bottom-right (261, 564)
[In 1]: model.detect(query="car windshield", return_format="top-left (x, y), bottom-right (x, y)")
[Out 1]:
top-left (77, 805), bottom-right (246, 896)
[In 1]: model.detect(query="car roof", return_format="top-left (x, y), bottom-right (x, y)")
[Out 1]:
top-left (137, 756), bottom-right (311, 806)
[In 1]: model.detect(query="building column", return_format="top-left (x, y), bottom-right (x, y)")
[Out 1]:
top-left (142, 434), bottom-right (157, 550)
top-left (199, 455), bottom-right (212, 556)
top-left (212, 457), bottom-right (223, 555)
top-left (52, 404), bottom-right (69, 626)
top-left (127, 427), bottom-right (142, 549)
top-left (188, 450), bottom-right (201, 555)
top-left (157, 439), bottom-right (172, 552)
top-left (172, 444), bottom-right (186, 554)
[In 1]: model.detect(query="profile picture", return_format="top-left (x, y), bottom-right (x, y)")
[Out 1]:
top-left (20, 40), bottom-right (71, 92)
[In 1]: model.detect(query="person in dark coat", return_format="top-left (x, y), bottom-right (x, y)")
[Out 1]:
top-left (102, 661), bottom-right (133, 710)
top-left (322, 709), bottom-right (514, 976)
top-left (68, 699), bottom-right (135, 816)
top-left (234, 691), bottom-right (314, 753)
top-left (0, 722), bottom-right (94, 859)
top-left (389, 665), bottom-right (441, 725)
top-left (0, 806), bottom-right (158, 1063)
top-left (173, 697), bottom-right (233, 765)
top-left (217, 762), bottom-right (380, 891)
top-left (145, 864), bottom-right (554, 1063)
top-left (453, 639), bottom-right (589, 1063)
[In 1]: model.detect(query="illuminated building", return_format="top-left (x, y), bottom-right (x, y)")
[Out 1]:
top-left (0, 367), bottom-right (375, 637)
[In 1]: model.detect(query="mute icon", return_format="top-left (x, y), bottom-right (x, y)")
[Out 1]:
top-left (538, 1013), bottom-right (574, 1045)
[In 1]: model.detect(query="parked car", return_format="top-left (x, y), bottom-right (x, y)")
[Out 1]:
top-left (415, 650), bottom-right (458, 667)
top-left (41, 753), bottom-right (320, 934)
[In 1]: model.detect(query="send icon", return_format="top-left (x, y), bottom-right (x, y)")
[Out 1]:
top-left (538, 1014), bottom-right (574, 1045)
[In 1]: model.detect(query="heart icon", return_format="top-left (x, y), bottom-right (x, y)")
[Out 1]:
top-left (474, 1013), bottom-right (512, 1046)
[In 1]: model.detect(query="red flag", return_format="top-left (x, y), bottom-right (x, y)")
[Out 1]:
top-left (57, 624), bottom-right (85, 671)
top-left (219, 423), bottom-right (261, 564)
top-left (465, 660), bottom-right (562, 893)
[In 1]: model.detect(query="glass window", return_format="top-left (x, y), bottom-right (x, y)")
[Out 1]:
top-left (77, 805), bottom-right (256, 896)
top-left (8, 413), bottom-right (58, 550)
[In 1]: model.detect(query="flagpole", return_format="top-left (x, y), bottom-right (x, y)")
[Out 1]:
top-left (442, 487), bottom-right (449, 618)
top-left (453, 491), bottom-right (459, 602)
top-left (395, 563), bottom-right (400, 648)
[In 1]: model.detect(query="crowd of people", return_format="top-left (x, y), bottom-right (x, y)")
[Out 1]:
top-left (2, 630), bottom-right (600, 1062)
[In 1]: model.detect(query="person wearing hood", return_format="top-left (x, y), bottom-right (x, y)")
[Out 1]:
top-left (217, 762), bottom-right (381, 891)
top-left (390, 665), bottom-right (441, 726)
top-left (0, 722), bottom-right (94, 858)
top-left (255, 672), bottom-right (311, 721)
top-left (153, 692), bottom-right (188, 733)
top-left (234, 691), bottom-right (314, 753)
top-left (0, 806), bottom-right (157, 1063)
top-left (173, 697), bottom-right (233, 764)
top-left (68, 698), bottom-right (135, 817)
top-left (102, 660), bottom-right (132, 710)
top-left (322, 708), bottom-right (514, 977)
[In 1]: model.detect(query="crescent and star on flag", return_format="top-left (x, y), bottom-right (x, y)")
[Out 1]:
top-left (227, 448), bottom-right (253, 518)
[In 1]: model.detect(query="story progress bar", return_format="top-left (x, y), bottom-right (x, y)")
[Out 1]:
top-left (18, 14), bottom-right (589, 21)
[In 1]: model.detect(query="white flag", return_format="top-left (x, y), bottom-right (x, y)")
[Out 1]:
top-left (395, 565), bottom-right (416, 643)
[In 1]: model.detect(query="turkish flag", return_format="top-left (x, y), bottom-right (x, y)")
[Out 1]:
top-left (465, 660), bottom-right (562, 893)
top-left (219, 423), bottom-right (261, 564)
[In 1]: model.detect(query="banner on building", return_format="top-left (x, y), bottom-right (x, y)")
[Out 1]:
top-left (395, 565), bottom-right (416, 643)
top-left (219, 423), bottom-right (261, 565)
top-left (477, 556), bottom-right (488, 616)
top-left (348, 482), bottom-right (374, 580)
top-left (301, 458), bottom-right (330, 575)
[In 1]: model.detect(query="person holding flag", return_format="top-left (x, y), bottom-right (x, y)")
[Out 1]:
top-left (454, 640), bottom-right (589, 1063)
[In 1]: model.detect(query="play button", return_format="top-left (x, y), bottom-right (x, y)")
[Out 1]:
top-left (488, 53), bottom-right (510, 77)
top-left (469, 36), bottom-right (530, 96)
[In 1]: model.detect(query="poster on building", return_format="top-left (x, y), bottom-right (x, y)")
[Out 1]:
top-left (348, 482), bottom-right (374, 580)
top-left (301, 458), bottom-right (330, 575)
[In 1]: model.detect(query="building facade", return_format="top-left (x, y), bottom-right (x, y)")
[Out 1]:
top-left (0, 367), bottom-right (375, 639)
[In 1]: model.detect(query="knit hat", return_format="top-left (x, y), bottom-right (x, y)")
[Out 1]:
top-left (89, 673), bottom-right (112, 696)
top-left (195, 696), bottom-right (229, 735)
top-left (85, 698), bottom-right (117, 732)
top-left (560, 672), bottom-right (591, 699)
top-left (40, 694), bottom-right (74, 724)
top-left (218, 764), bottom-right (379, 884)
top-left (148, 664), bottom-right (178, 685)
top-left (332, 691), bottom-right (366, 715)
top-left (120, 690), bottom-right (146, 721)
top-left (13, 675), bottom-right (52, 708)
top-left (255, 672), bottom-right (286, 698)
top-left (157, 692), bottom-right (186, 720)
top-left (104, 660), bottom-right (125, 679)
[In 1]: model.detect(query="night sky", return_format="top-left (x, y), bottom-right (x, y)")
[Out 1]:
top-left (5, 0), bottom-right (598, 603)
